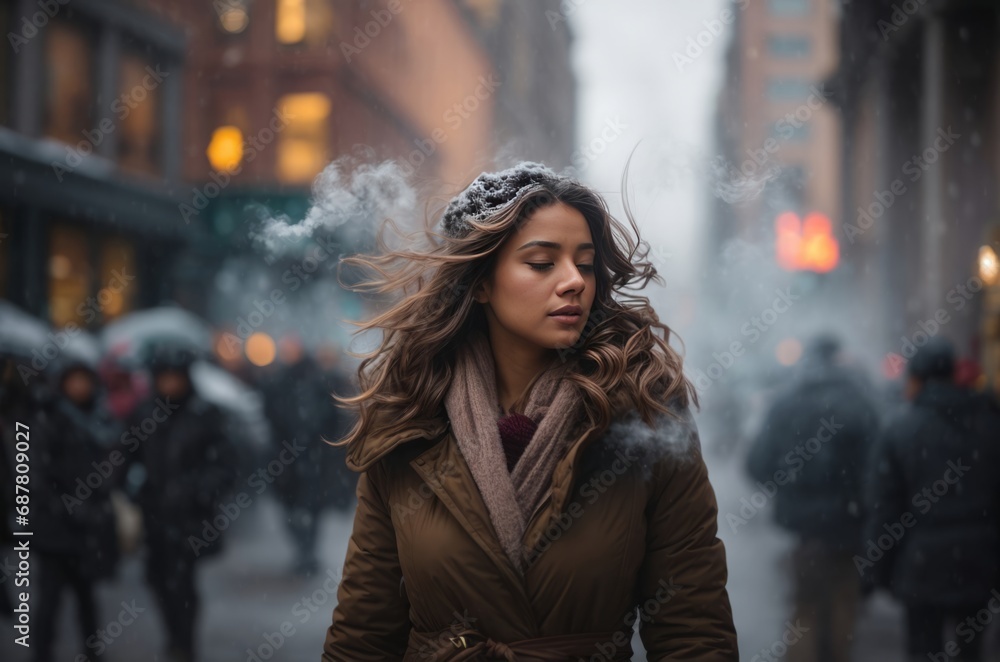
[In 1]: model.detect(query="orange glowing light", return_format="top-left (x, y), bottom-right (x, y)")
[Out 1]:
top-left (774, 211), bottom-right (840, 273)
top-left (246, 332), bottom-right (276, 367)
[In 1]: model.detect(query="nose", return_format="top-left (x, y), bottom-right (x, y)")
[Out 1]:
top-left (556, 260), bottom-right (587, 295)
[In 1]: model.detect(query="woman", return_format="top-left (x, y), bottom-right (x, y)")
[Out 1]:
top-left (322, 162), bottom-right (738, 660)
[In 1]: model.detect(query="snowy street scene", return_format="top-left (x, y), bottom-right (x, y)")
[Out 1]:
top-left (3, 1), bottom-right (1000, 661)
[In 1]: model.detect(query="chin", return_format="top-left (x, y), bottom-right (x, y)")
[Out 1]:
top-left (545, 330), bottom-right (583, 351)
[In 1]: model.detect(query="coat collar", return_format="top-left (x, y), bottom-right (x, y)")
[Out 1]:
top-left (344, 413), bottom-right (451, 472)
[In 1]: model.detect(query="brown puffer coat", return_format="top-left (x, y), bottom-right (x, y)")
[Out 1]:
top-left (321, 406), bottom-right (738, 661)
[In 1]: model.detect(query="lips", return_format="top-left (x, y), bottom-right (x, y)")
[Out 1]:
top-left (548, 305), bottom-right (583, 325)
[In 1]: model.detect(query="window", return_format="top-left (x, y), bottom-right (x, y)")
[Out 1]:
top-left (276, 0), bottom-right (338, 46)
top-left (49, 224), bottom-right (138, 327)
top-left (48, 223), bottom-right (92, 328)
top-left (99, 235), bottom-right (137, 321)
top-left (767, 35), bottom-right (811, 58)
top-left (770, 120), bottom-right (811, 142)
top-left (766, 78), bottom-right (814, 101)
top-left (117, 49), bottom-right (164, 176)
top-left (768, 0), bottom-right (810, 16)
top-left (43, 20), bottom-right (97, 146)
top-left (276, 92), bottom-right (331, 184)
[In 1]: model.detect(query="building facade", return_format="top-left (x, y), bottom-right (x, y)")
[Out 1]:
top-left (711, 0), bottom-right (841, 250)
top-left (2, 0), bottom-right (577, 335)
top-left (829, 0), bottom-right (1000, 389)
top-left (1, 0), bottom-right (194, 327)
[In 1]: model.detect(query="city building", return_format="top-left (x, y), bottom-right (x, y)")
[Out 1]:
top-left (710, 0), bottom-right (841, 267)
top-left (829, 0), bottom-right (1000, 388)
top-left (1, 0), bottom-right (195, 327)
top-left (1, 0), bottom-right (577, 335)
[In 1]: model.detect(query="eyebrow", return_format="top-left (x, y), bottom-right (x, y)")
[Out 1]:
top-left (516, 240), bottom-right (595, 251)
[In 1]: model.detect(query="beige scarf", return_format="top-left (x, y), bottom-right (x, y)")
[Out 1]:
top-left (444, 330), bottom-right (586, 575)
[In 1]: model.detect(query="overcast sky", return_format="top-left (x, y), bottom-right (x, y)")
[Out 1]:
top-left (570, 0), bottom-right (729, 287)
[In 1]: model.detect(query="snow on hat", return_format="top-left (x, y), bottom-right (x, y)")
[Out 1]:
top-left (439, 161), bottom-right (561, 239)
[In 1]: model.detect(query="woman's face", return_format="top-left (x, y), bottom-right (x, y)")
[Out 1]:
top-left (475, 201), bottom-right (597, 356)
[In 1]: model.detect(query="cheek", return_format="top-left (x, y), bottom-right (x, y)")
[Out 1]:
top-left (496, 270), bottom-right (546, 307)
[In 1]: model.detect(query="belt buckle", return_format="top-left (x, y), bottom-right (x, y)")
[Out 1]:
top-left (449, 635), bottom-right (467, 649)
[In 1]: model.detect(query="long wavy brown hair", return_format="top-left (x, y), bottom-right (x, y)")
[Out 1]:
top-left (329, 163), bottom-right (697, 454)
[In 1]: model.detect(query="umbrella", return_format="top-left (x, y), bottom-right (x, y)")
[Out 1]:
top-left (0, 300), bottom-right (51, 360)
top-left (100, 306), bottom-right (214, 366)
top-left (190, 359), bottom-right (271, 468)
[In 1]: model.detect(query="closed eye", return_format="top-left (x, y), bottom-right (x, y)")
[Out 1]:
top-left (527, 263), bottom-right (595, 272)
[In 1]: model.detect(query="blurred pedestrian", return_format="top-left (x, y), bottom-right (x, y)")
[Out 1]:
top-left (258, 335), bottom-right (341, 575)
top-left (314, 342), bottom-right (358, 511)
top-left (863, 336), bottom-right (1000, 662)
top-left (120, 339), bottom-right (238, 662)
top-left (746, 334), bottom-right (881, 662)
top-left (30, 356), bottom-right (120, 662)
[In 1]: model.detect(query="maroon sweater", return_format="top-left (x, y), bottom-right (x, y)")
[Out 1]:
top-left (497, 411), bottom-right (537, 472)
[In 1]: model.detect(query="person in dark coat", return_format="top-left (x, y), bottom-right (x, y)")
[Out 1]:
top-left (863, 336), bottom-right (1000, 662)
top-left (119, 340), bottom-right (238, 662)
top-left (314, 343), bottom-right (359, 511)
top-left (259, 336), bottom-right (345, 576)
top-left (30, 357), bottom-right (121, 662)
top-left (746, 334), bottom-right (881, 662)
top-left (0, 355), bottom-right (45, 620)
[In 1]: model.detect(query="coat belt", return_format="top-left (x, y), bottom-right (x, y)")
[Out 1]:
top-left (405, 626), bottom-right (634, 661)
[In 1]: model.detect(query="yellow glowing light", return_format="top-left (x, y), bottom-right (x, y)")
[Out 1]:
top-left (775, 338), bottom-right (803, 366)
top-left (245, 332), bottom-right (276, 367)
top-left (276, 0), bottom-right (306, 44)
top-left (275, 93), bottom-right (331, 183)
top-left (278, 93), bottom-right (331, 122)
top-left (219, 8), bottom-right (249, 33)
top-left (277, 139), bottom-right (325, 184)
top-left (207, 125), bottom-right (244, 172)
top-left (979, 245), bottom-right (999, 286)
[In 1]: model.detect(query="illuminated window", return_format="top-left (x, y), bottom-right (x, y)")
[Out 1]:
top-left (99, 235), bottom-right (137, 321)
top-left (117, 50), bottom-right (163, 176)
top-left (43, 21), bottom-right (97, 146)
top-left (276, 0), bottom-right (306, 43)
top-left (48, 224), bottom-right (92, 328)
top-left (276, 0), bottom-right (337, 46)
top-left (276, 92), bottom-right (331, 184)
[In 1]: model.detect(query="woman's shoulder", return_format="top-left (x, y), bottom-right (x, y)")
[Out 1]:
top-left (578, 396), bottom-right (702, 483)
